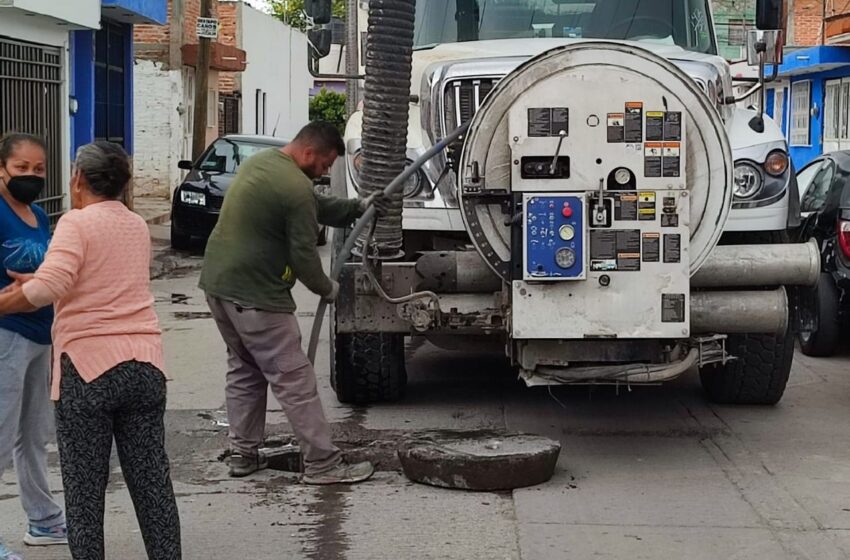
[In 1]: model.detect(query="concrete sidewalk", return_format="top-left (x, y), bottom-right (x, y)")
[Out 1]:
top-left (134, 195), bottom-right (171, 225)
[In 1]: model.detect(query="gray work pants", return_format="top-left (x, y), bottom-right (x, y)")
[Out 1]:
top-left (0, 328), bottom-right (65, 531)
top-left (205, 295), bottom-right (342, 475)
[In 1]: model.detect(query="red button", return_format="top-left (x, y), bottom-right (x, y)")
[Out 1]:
top-left (562, 206), bottom-right (573, 218)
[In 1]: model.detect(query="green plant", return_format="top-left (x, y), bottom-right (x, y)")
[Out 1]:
top-left (310, 88), bottom-right (347, 133)
top-left (269, 0), bottom-right (345, 33)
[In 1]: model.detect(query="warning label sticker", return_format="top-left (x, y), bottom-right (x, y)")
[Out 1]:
top-left (528, 107), bottom-right (570, 137)
top-left (663, 142), bottom-right (681, 178)
top-left (646, 111), bottom-right (664, 141)
top-left (642, 233), bottom-right (660, 262)
top-left (661, 213), bottom-right (679, 227)
top-left (625, 102), bottom-right (643, 143)
top-left (590, 230), bottom-right (641, 271)
top-left (664, 234), bottom-right (681, 263)
top-left (662, 293), bottom-right (686, 323)
top-left (638, 191), bottom-right (656, 222)
top-left (663, 112), bottom-right (682, 141)
top-left (607, 113), bottom-right (625, 143)
top-left (644, 142), bottom-right (662, 178)
top-left (614, 193), bottom-right (638, 221)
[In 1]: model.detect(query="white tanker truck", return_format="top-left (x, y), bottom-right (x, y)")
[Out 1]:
top-left (305, 0), bottom-right (820, 405)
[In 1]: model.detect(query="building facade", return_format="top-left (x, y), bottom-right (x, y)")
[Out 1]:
top-left (133, 0), bottom-right (310, 198)
top-left (0, 0), bottom-right (101, 219)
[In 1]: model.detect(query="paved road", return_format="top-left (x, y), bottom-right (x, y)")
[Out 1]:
top-left (2, 224), bottom-right (849, 559)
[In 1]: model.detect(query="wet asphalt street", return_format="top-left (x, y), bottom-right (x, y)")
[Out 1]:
top-left (2, 222), bottom-right (850, 559)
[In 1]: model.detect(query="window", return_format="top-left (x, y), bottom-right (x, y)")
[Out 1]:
top-left (790, 81), bottom-right (811, 146)
top-left (208, 89), bottom-right (217, 129)
top-left (198, 139), bottom-right (283, 174)
top-left (725, 17), bottom-right (751, 46)
top-left (773, 88), bottom-right (785, 132)
top-left (841, 82), bottom-right (850, 140)
top-left (801, 160), bottom-right (835, 213)
top-left (413, 0), bottom-right (716, 54)
top-left (825, 80), bottom-right (841, 141)
top-left (94, 22), bottom-right (128, 147)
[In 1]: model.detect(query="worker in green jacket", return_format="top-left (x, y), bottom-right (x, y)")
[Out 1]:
top-left (200, 121), bottom-right (389, 484)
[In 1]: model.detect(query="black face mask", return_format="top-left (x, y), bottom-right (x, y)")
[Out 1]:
top-left (4, 174), bottom-right (45, 205)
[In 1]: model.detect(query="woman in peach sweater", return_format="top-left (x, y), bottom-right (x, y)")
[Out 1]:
top-left (0, 142), bottom-right (181, 560)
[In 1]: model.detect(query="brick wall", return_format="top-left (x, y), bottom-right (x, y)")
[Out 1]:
top-left (792, 0), bottom-right (825, 46)
top-left (218, 0), bottom-right (239, 94)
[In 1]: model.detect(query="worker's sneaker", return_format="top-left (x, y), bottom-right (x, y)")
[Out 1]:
top-left (228, 452), bottom-right (268, 477)
top-left (0, 541), bottom-right (23, 560)
top-left (302, 460), bottom-right (375, 485)
top-left (23, 523), bottom-right (67, 546)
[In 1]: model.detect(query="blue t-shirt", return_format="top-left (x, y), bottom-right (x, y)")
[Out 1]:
top-left (0, 196), bottom-right (53, 345)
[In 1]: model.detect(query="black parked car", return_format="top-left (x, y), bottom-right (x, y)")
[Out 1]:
top-left (171, 135), bottom-right (289, 249)
top-left (794, 151), bottom-right (850, 356)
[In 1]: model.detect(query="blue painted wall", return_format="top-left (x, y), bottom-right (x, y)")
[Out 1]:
top-left (102, 0), bottom-right (167, 25)
top-left (71, 31), bottom-right (95, 158)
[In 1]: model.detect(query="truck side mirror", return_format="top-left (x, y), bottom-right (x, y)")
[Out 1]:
top-left (305, 0), bottom-right (332, 25)
top-left (747, 29), bottom-right (784, 66)
top-left (756, 0), bottom-right (784, 31)
top-left (309, 28), bottom-right (332, 59)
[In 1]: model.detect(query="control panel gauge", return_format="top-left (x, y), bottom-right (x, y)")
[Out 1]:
top-left (555, 247), bottom-right (577, 269)
top-left (614, 168), bottom-right (632, 185)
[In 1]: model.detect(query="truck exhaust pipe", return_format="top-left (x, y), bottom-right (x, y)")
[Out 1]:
top-left (691, 240), bottom-right (820, 288)
top-left (691, 288), bottom-right (788, 336)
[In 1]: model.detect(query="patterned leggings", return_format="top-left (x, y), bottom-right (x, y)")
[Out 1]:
top-left (56, 357), bottom-right (182, 560)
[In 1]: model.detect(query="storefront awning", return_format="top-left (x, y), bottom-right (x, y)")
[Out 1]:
top-left (101, 0), bottom-right (167, 25)
top-left (778, 45), bottom-right (850, 77)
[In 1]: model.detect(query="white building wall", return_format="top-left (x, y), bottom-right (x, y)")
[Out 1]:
top-left (133, 60), bottom-right (185, 198)
top-left (239, 4), bottom-right (310, 140)
top-left (2, 0), bottom-right (100, 30)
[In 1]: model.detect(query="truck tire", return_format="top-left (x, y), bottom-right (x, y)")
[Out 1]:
top-left (798, 273), bottom-right (840, 357)
top-left (332, 332), bottom-right (407, 404)
top-left (699, 328), bottom-right (794, 405)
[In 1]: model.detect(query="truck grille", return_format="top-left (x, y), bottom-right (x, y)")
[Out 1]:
top-left (444, 77), bottom-right (499, 132)
top-left (443, 77), bottom-right (500, 170)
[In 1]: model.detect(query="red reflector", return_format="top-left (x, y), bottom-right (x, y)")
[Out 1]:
top-left (562, 207), bottom-right (573, 218)
top-left (839, 219), bottom-right (850, 259)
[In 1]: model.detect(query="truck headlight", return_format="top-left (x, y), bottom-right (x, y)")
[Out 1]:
top-left (349, 151), bottom-right (424, 198)
top-left (733, 163), bottom-right (764, 200)
top-left (180, 190), bottom-right (206, 206)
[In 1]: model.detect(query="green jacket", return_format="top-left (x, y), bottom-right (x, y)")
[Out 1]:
top-left (199, 148), bottom-right (362, 312)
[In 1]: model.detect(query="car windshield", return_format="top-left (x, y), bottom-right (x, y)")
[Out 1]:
top-left (414, 0), bottom-right (716, 55)
top-left (198, 139), bottom-right (282, 174)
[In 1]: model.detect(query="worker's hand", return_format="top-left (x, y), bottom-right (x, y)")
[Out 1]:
top-left (360, 192), bottom-right (392, 217)
top-left (322, 280), bottom-right (340, 303)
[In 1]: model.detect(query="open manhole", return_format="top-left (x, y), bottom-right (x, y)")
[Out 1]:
top-left (398, 434), bottom-right (561, 491)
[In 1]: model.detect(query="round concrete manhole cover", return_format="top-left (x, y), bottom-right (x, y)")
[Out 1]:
top-left (398, 434), bottom-right (561, 491)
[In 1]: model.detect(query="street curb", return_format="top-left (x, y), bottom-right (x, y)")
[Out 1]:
top-left (144, 211), bottom-right (171, 226)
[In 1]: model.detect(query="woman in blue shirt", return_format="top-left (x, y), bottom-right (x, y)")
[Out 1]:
top-left (0, 133), bottom-right (66, 560)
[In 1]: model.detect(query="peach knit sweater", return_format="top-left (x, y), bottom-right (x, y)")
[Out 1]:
top-left (22, 201), bottom-right (165, 400)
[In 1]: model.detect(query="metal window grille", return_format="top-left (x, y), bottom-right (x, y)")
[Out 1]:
top-left (218, 94), bottom-right (239, 136)
top-left (0, 36), bottom-right (64, 220)
top-left (790, 81), bottom-right (811, 147)
top-left (94, 22), bottom-right (127, 147)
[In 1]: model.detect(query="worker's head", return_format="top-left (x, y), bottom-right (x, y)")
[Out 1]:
top-left (71, 141), bottom-right (132, 210)
top-left (283, 122), bottom-right (345, 179)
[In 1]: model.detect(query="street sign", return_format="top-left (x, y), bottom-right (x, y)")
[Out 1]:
top-left (196, 17), bottom-right (219, 40)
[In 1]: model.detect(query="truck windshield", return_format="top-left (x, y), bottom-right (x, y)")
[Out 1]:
top-left (413, 0), bottom-right (716, 55)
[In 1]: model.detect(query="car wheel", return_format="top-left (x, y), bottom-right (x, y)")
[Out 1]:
top-left (798, 273), bottom-right (841, 357)
top-left (170, 223), bottom-right (192, 251)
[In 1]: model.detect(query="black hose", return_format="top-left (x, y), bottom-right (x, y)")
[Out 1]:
top-left (307, 122), bottom-right (471, 363)
top-left (357, 0), bottom-right (417, 259)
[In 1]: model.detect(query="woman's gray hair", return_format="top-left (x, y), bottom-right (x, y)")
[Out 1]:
top-left (74, 141), bottom-right (131, 199)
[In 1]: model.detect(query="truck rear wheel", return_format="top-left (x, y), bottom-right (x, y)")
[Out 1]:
top-left (699, 328), bottom-right (794, 405)
top-left (332, 332), bottom-right (407, 405)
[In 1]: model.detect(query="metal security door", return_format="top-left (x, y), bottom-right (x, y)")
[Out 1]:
top-left (0, 36), bottom-right (64, 220)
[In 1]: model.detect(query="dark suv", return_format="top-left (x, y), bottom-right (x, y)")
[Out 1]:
top-left (170, 135), bottom-right (288, 249)
top-left (795, 151), bottom-right (850, 356)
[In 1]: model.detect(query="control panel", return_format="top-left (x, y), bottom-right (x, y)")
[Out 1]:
top-left (523, 194), bottom-right (586, 281)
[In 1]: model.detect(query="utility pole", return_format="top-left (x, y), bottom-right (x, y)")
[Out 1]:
top-left (192, 0), bottom-right (213, 161)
